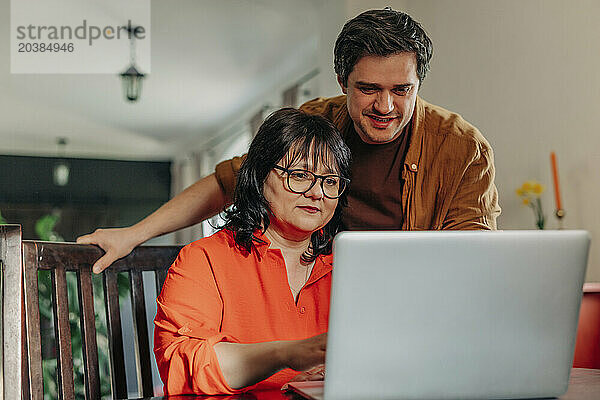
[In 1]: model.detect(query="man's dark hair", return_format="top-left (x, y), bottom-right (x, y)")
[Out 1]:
top-left (334, 8), bottom-right (433, 86)
top-left (223, 108), bottom-right (352, 262)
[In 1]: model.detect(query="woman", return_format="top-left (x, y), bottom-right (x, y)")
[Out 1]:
top-left (154, 108), bottom-right (352, 395)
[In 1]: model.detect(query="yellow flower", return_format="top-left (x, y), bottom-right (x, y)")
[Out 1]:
top-left (516, 180), bottom-right (546, 229)
top-left (532, 183), bottom-right (545, 195)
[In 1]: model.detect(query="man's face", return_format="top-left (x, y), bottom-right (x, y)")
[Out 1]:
top-left (339, 52), bottom-right (420, 144)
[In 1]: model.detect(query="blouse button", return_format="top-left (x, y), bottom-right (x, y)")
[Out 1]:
top-left (300, 307), bottom-right (306, 314)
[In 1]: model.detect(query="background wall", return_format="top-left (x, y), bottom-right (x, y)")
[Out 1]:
top-left (319, 0), bottom-right (599, 281)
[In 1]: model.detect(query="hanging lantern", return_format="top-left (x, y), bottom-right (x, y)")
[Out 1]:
top-left (120, 65), bottom-right (145, 102)
top-left (53, 137), bottom-right (70, 187)
top-left (119, 24), bottom-right (146, 102)
top-left (53, 161), bottom-right (70, 186)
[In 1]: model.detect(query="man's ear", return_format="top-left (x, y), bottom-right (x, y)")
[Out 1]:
top-left (337, 75), bottom-right (348, 94)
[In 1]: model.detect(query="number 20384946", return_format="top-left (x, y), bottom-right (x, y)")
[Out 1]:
top-left (18, 42), bottom-right (74, 53)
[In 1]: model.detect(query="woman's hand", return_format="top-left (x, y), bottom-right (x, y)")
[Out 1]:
top-left (76, 227), bottom-right (140, 273)
top-left (214, 333), bottom-right (327, 390)
top-left (281, 364), bottom-right (325, 391)
top-left (289, 364), bottom-right (326, 382)
top-left (281, 333), bottom-right (327, 372)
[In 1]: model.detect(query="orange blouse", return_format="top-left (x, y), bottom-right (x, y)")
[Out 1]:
top-left (153, 229), bottom-right (332, 395)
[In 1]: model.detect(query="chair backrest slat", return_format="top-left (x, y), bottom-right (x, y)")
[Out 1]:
top-left (22, 298), bottom-right (31, 400)
top-left (51, 264), bottom-right (75, 400)
top-left (21, 240), bottom-right (181, 399)
top-left (103, 269), bottom-right (128, 399)
top-left (22, 242), bottom-right (44, 400)
top-left (1, 225), bottom-right (23, 400)
top-left (77, 268), bottom-right (101, 399)
top-left (155, 269), bottom-right (168, 298)
top-left (129, 270), bottom-right (154, 397)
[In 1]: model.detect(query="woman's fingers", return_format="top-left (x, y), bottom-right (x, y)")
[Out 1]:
top-left (282, 365), bottom-right (325, 391)
top-left (290, 365), bottom-right (326, 382)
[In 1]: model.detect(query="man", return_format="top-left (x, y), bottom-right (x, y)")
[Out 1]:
top-left (78, 8), bottom-right (501, 273)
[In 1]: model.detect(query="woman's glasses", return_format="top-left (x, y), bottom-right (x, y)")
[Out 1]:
top-left (273, 165), bottom-right (350, 199)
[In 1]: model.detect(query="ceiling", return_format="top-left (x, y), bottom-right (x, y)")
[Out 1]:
top-left (0, 0), bottom-right (320, 160)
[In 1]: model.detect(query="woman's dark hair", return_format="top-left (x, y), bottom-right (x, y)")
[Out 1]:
top-left (223, 108), bottom-right (352, 262)
top-left (334, 8), bottom-right (433, 87)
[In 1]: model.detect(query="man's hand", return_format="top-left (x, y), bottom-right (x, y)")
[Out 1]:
top-left (76, 173), bottom-right (227, 274)
top-left (76, 227), bottom-right (140, 273)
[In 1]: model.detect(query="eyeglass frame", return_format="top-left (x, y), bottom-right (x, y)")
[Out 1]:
top-left (273, 165), bottom-right (350, 199)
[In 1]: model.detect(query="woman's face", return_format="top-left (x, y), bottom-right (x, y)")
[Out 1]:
top-left (263, 150), bottom-right (340, 240)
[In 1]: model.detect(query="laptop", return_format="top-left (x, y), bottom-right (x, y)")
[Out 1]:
top-left (286, 230), bottom-right (590, 400)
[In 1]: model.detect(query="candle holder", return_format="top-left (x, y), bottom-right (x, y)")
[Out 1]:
top-left (555, 209), bottom-right (565, 229)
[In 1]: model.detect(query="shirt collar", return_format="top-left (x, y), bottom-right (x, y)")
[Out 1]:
top-left (334, 99), bottom-right (354, 140)
top-left (404, 95), bottom-right (425, 171)
top-left (250, 229), bottom-right (271, 259)
top-left (223, 228), bottom-right (270, 259)
top-left (224, 228), bottom-right (334, 272)
top-left (311, 253), bottom-right (333, 282)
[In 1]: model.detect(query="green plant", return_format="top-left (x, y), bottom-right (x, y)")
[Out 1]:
top-left (35, 213), bottom-right (64, 242)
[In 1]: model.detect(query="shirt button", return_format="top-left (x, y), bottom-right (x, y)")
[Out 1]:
top-left (300, 307), bottom-right (306, 314)
top-left (410, 163), bottom-right (418, 171)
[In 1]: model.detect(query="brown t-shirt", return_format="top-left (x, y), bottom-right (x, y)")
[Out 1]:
top-left (343, 124), bottom-right (412, 230)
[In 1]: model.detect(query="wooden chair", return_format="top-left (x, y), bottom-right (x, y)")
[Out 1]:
top-left (1, 225), bottom-right (23, 400)
top-left (22, 239), bottom-right (181, 399)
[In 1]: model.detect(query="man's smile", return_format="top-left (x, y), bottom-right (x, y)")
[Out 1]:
top-left (366, 114), bottom-right (399, 128)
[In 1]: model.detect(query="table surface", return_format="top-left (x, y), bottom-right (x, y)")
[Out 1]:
top-left (137, 368), bottom-right (600, 400)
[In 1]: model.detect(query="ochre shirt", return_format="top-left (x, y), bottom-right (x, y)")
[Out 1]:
top-left (215, 95), bottom-right (501, 230)
top-left (153, 229), bottom-right (332, 395)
